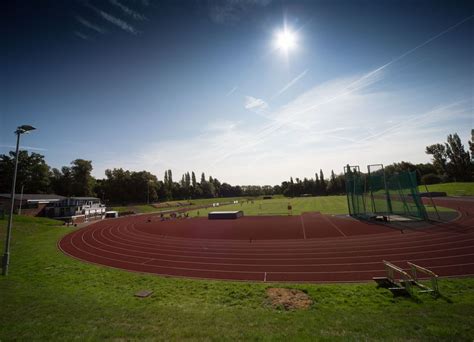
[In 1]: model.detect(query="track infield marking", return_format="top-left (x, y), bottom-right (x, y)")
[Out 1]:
top-left (300, 216), bottom-right (307, 239)
top-left (321, 214), bottom-right (347, 237)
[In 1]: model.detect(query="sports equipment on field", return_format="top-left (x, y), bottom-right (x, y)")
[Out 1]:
top-left (344, 164), bottom-right (427, 221)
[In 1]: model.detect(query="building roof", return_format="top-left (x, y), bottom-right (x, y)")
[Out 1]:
top-left (69, 197), bottom-right (100, 201)
top-left (0, 193), bottom-right (65, 201)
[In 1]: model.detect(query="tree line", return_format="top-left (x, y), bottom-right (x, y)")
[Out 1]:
top-left (0, 132), bottom-right (472, 204)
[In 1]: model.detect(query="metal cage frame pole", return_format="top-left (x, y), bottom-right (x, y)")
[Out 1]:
top-left (379, 165), bottom-right (392, 220)
top-left (396, 174), bottom-right (411, 217)
top-left (367, 166), bottom-right (376, 214)
top-left (368, 164), bottom-right (392, 219)
top-left (2, 132), bottom-right (21, 276)
top-left (409, 171), bottom-right (428, 220)
top-left (344, 165), bottom-right (352, 216)
top-left (344, 165), bottom-right (361, 217)
top-left (413, 169), bottom-right (435, 221)
top-left (2, 125), bottom-right (36, 276)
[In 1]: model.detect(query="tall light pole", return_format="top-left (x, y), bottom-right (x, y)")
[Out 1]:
top-left (18, 184), bottom-right (24, 215)
top-left (2, 125), bottom-right (36, 276)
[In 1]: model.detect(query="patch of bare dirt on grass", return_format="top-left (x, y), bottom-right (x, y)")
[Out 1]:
top-left (266, 288), bottom-right (313, 310)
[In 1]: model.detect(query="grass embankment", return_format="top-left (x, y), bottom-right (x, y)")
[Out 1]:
top-left (188, 196), bottom-right (452, 217)
top-left (110, 204), bottom-right (160, 213)
top-left (188, 196), bottom-right (347, 217)
top-left (1, 216), bottom-right (473, 340)
top-left (109, 183), bottom-right (473, 216)
top-left (160, 196), bottom-right (267, 207)
top-left (110, 197), bottom-right (259, 214)
top-left (420, 182), bottom-right (474, 196)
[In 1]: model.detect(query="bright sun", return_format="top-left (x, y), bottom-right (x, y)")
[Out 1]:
top-left (275, 28), bottom-right (297, 52)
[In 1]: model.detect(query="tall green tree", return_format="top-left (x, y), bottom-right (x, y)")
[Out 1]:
top-left (185, 172), bottom-right (191, 188)
top-left (327, 170), bottom-right (338, 195)
top-left (426, 133), bottom-right (472, 181)
top-left (469, 129), bottom-right (473, 157)
top-left (50, 166), bottom-right (74, 196)
top-left (0, 151), bottom-right (51, 194)
top-left (100, 168), bottom-right (160, 204)
top-left (314, 173), bottom-right (320, 195)
top-left (445, 133), bottom-right (472, 181)
top-left (70, 159), bottom-right (95, 196)
top-left (425, 144), bottom-right (448, 176)
top-left (319, 169), bottom-right (326, 195)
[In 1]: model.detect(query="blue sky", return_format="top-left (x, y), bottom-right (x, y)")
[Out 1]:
top-left (1, 0), bottom-right (473, 184)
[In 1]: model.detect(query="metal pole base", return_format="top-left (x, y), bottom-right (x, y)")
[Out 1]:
top-left (1, 252), bottom-right (9, 276)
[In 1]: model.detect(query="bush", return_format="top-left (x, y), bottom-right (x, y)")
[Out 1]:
top-left (421, 173), bottom-right (442, 185)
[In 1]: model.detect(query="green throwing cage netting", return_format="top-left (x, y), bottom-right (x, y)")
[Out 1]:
top-left (344, 165), bottom-right (367, 217)
top-left (386, 170), bottom-right (427, 220)
top-left (344, 164), bottom-right (427, 221)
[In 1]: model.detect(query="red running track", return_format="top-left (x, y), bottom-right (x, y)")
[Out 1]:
top-left (59, 197), bottom-right (474, 282)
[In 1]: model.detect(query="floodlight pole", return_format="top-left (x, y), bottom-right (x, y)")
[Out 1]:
top-left (2, 125), bottom-right (36, 276)
top-left (18, 184), bottom-right (24, 215)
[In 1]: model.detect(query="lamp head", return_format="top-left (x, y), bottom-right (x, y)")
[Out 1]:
top-left (16, 125), bottom-right (36, 134)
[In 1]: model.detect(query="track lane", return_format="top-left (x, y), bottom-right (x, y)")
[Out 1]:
top-left (59, 197), bottom-right (474, 282)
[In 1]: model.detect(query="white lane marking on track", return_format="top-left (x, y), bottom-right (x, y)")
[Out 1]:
top-left (81, 225), bottom-right (474, 269)
top-left (64, 225), bottom-right (474, 276)
top-left (90, 227), bottom-right (154, 264)
top-left (76, 231), bottom-right (474, 266)
top-left (97, 224), bottom-right (474, 261)
top-left (68, 208), bottom-right (474, 254)
top-left (321, 215), bottom-right (347, 237)
top-left (300, 216), bottom-right (307, 239)
top-left (126, 215), bottom-right (474, 246)
top-left (69, 233), bottom-right (264, 274)
top-left (65, 235), bottom-right (474, 275)
top-left (59, 199), bottom-right (474, 279)
top-left (120, 223), bottom-right (474, 251)
top-left (58, 238), bottom-right (474, 281)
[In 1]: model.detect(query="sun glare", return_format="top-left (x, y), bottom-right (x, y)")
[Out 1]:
top-left (275, 27), bottom-right (297, 52)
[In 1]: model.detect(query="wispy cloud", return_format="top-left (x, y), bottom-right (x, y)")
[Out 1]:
top-left (244, 96), bottom-right (268, 112)
top-left (272, 69), bottom-right (308, 99)
top-left (225, 86), bottom-right (238, 97)
top-left (205, 120), bottom-right (239, 132)
top-left (355, 100), bottom-right (471, 144)
top-left (0, 145), bottom-right (48, 152)
top-left (76, 16), bottom-right (106, 34)
top-left (74, 31), bottom-right (91, 41)
top-left (214, 68), bottom-right (385, 165)
top-left (355, 13), bottom-right (474, 80)
top-left (207, 0), bottom-right (272, 24)
top-left (90, 5), bottom-right (139, 34)
top-left (109, 0), bottom-right (147, 21)
top-left (112, 60), bottom-right (471, 185)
